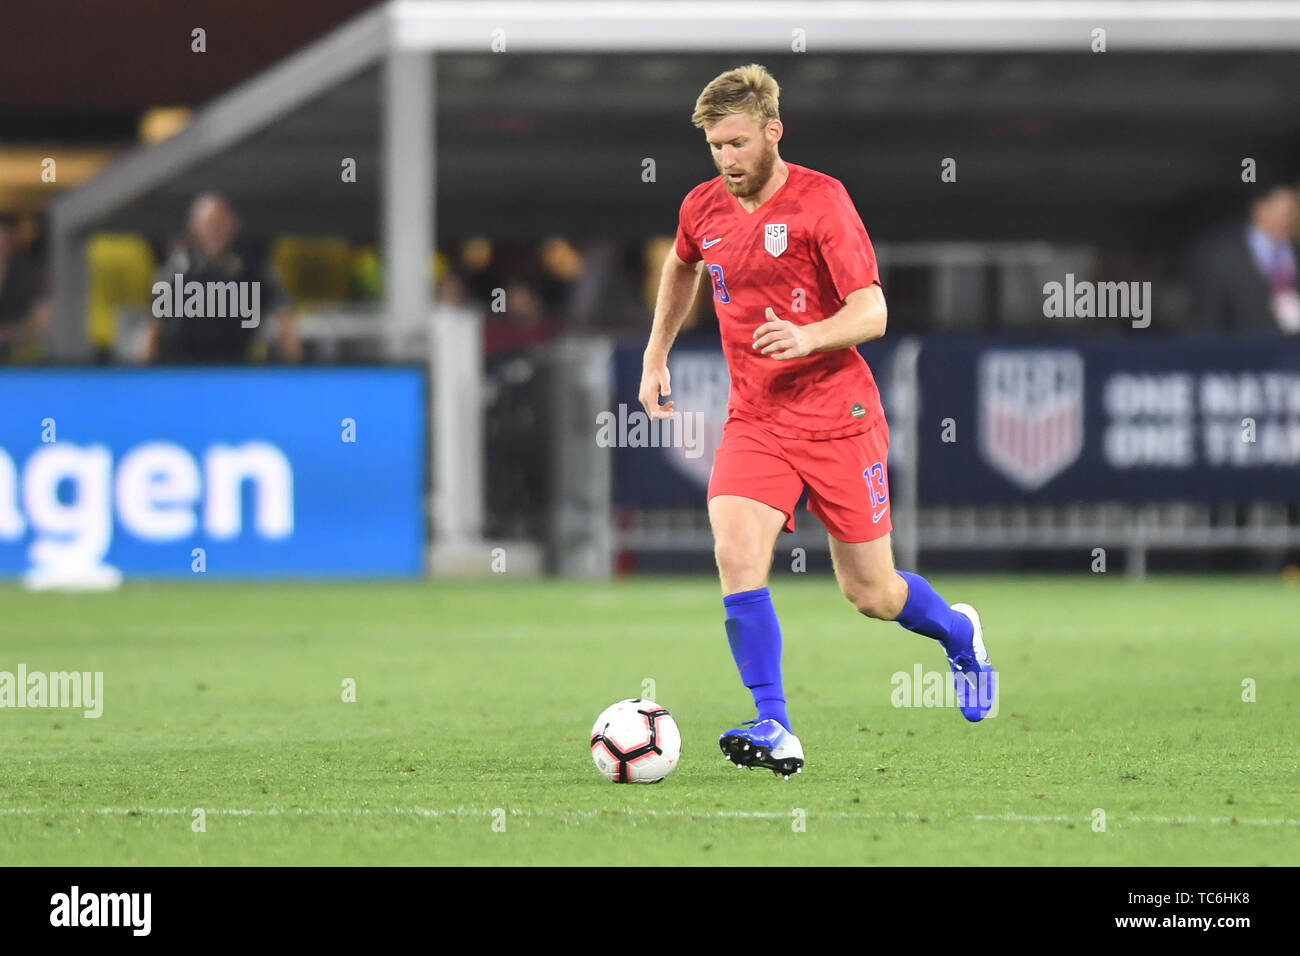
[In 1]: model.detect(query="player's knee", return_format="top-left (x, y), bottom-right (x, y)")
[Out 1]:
top-left (841, 578), bottom-right (895, 620)
top-left (714, 538), bottom-right (766, 590)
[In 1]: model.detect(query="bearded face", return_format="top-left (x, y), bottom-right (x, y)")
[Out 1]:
top-left (706, 113), bottom-right (781, 199)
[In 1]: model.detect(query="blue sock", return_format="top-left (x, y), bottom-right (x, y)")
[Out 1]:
top-left (895, 571), bottom-right (973, 651)
top-left (723, 587), bottom-right (790, 732)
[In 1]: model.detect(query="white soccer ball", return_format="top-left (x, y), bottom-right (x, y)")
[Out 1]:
top-left (590, 698), bottom-right (681, 784)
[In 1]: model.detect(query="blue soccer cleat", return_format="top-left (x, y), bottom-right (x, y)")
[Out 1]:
top-left (718, 718), bottom-right (804, 778)
top-left (945, 603), bottom-right (997, 722)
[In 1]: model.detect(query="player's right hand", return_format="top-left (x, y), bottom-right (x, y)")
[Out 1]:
top-left (638, 363), bottom-right (674, 420)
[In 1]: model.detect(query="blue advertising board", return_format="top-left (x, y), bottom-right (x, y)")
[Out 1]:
top-left (609, 336), bottom-right (1300, 508)
top-left (0, 368), bottom-right (426, 578)
top-left (917, 336), bottom-right (1300, 503)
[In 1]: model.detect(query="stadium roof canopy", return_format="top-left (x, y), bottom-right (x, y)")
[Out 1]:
top-left (49, 0), bottom-right (1300, 354)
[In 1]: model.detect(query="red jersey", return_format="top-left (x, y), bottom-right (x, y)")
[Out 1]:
top-left (674, 162), bottom-right (884, 439)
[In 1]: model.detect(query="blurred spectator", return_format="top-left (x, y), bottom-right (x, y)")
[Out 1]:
top-left (349, 245), bottom-right (384, 301)
top-left (552, 237), bottom-right (648, 330)
top-left (537, 235), bottom-right (583, 314)
top-left (458, 235), bottom-right (504, 305)
top-left (642, 236), bottom-right (711, 336)
top-left (147, 193), bottom-right (301, 363)
top-left (435, 268), bottom-right (470, 306)
top-left (485, 279), bottom-right (559, 355)
top-left (1192, 182), bottom-right (1300, 333)
top-left (0, 214), bottom-right (52, 362)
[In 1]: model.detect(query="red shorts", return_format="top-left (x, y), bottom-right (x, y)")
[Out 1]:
top-left (707, 414), bottom-right (893, 543)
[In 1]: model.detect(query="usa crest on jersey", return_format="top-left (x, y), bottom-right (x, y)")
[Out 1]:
top-left (764, 223), bottom-right (788, 258)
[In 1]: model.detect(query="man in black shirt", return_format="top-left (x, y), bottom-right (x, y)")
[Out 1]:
top-left (147, 194), bottom-right (300, 363)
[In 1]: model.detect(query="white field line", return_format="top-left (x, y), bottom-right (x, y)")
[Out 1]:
top-left (0, 807), bottom-right (1296, 826)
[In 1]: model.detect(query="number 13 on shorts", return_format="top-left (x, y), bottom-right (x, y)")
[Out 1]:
top-left (864, 461), bottom-right (888, 507)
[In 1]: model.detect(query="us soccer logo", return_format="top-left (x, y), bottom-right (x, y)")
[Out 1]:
top-left (977, 350), bottom-right (1084, 490)
top-left (764, 223), bottom-right (787, 258)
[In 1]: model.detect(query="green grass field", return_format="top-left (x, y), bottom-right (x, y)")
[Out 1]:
top-left (1, 574), bottom-right (1296, 865)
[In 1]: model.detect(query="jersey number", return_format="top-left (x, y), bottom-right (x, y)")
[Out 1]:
top-left (707, 264), bottom-right (730, 303)
top-left (864, 461), bottom-right (888, 507)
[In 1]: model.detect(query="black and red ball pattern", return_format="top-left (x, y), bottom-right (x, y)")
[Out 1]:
top-left (590, 701), bottom-right (671, 784)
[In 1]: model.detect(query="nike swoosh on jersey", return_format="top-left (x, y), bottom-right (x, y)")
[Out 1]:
top-left (872, 505), bottom-right (890, 523)
top-left (702, 237), bottom-right (723, 248)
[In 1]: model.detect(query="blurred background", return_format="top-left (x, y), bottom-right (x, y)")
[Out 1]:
top-left (2, 0), bottom-right (1299, 585)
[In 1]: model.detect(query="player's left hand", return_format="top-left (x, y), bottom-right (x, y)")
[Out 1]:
top-left (752, 308), bottom-right (815, 360)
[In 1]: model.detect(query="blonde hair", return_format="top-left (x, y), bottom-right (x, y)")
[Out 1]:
top-left (691, 64), bottom-right (780, 130)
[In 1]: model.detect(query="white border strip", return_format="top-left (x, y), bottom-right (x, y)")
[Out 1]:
top-left (391, 0), bottom-right (1300, 51)
top-left (1, 807), bottom-right (1296, 826)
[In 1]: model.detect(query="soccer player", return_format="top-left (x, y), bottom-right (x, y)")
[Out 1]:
top-left (638, 65), bottom-right (995, 778)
